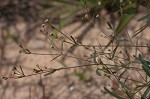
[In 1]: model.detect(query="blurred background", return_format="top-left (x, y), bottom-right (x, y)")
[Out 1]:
top-left (0, 0), bottom-right (150, 99)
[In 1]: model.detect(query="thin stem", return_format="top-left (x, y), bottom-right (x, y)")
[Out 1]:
top-left (7, 63), bottom-right (98, 79)
top-left (30, 52), bottom-right (60, 56)
top-left (48, 24), bottom-right (73, 42)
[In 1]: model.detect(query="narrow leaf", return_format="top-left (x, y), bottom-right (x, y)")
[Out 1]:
top-left (117, 80), bottom-right (133, 99)
top-left (141, 86), bottom-right (150, 99)
top-left (132, 24), bottom-right (148, 38)
top-left (96, 67), bottom-right (101, 76)
top-left (138, 13), bottom-right (150, 22)
top-left (139, 54), bottom-right (150, 77)
top-left (116, 3), bottom-right (137, 34)
top-left (104, 87), bottom-right (124, 99)
top-left (118, 80), bottom-right (126, 88)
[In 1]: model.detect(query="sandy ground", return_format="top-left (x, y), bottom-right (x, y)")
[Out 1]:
top-left (0, 9), bottom-right (150, 99)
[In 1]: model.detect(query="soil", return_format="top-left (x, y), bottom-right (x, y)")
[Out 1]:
top-left (0, 2), bottom-right (150, 99)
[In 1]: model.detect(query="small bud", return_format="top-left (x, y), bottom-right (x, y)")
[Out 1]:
top-left (98, 1), bottom-right (101, 5)
top-left (84, 14), bottom-right (89, 18)
top-left (69, 86), bottom-right (74, 91)
top-left (41, 24), bottom-right (45, 27)
top-left (18, 43), bottom-right (23, 48)
top-left (45, 19), bottom-right (49, 23)
top-left (50, 45), bottom-right (54, 48)
top-left (50, 32), bottom-right (53, 36)
top-left (96, 14), bottom-right (99, 18)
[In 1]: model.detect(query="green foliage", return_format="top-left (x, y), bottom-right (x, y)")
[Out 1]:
top-left (141, 85), bottom-right (150, 99)
top-left (104, 87), bottom-right (124, 99)
top-left (139, 54), bottom-right (150, 77)
top-left (115, 3), bottom-right (137, 34)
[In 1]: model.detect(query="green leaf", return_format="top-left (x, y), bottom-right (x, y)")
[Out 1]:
top-left (138, 13), bottom-right (150, 22)
top-left (116, 3), bottom-right (137, 34)
top-left (139, 54), bottom-right (150, 77)
top-left (96, 67), bottom-right (101, 76)
top-left (118, 80), bottom-right (126, 88)
top-left (104, 87), bottom-right (124, 99)
top-left (146, 61), bottom-right (150, 65)
top-left (141, 86), bottom-right (150, 99)
top-left (117, 80), bottom-right (132, 99)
